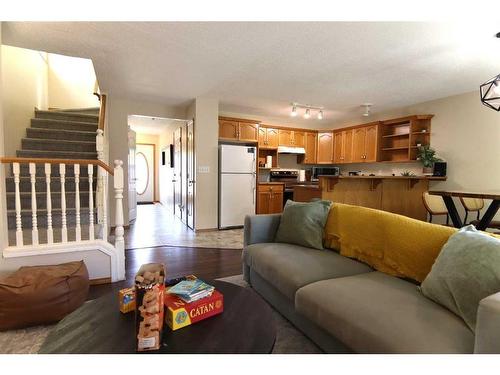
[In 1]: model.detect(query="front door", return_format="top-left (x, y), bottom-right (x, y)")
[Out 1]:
top-left (186, 120), bottom-right (195, 229)
top-left (135, 144), bottom-right (155, 203)
top-left (173, 127), bottom-right (183, 219)
top-left (128, 128), bottom-right (137, 221)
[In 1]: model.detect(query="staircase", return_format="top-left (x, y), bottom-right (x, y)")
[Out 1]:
top-left (5, 108), bottom-right (100, 245)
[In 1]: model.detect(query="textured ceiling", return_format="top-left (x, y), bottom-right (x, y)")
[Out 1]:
top-left (128, 115), bottom-right (184, 135)
top-left (3, 22), bottom-right (500, 125)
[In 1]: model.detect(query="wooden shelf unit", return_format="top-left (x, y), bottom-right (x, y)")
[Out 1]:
top-left (258, 148), bottom-right (278, 169)
top-left (379, 115), bottom-right (433, 162)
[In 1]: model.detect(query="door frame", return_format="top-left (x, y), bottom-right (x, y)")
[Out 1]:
top-left (136, 142), bottom-right (157, 203)
top-left (186, 119), bottom-right (195, 230)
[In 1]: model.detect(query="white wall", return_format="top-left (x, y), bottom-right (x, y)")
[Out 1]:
top-left (47, 53), bottom-right (100, 109)
top-left (1, 45), bottom-right (49, 156)
top-left (192, 97), bottom-right (219, 230)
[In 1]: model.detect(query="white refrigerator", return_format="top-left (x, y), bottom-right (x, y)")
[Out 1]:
top-left (219, 144), bottom-right (257, 229)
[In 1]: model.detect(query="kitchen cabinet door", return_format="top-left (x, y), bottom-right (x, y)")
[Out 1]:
top-left (364, 125), bottom-right (378, 162)
top-left (257, 191), bottom-right (271, 214)
top-left (293, 131), bottom-right (305, 147)
top-left (333, 131), bottom-right (344, 163)
top-left (239, 122), bottom-right (259, 142)
top-left (303, 132), bottom-right (317, 164)
top-left (351, 127), bottom-right (366, 163)
top-left (278, 129), bottom-right (293, 147)
top-left (219, 120), bottom-right (238, 140)
top-left (258, 127), bottom-right (267, 147)
top-left (266, 128), bottom-right (279, 148)
top-left (270, 191), bottom-right (284, 213)
top-left (317, 132), bottom-right (333, 164)
top-left (343, 129), bottom-right (353, 163)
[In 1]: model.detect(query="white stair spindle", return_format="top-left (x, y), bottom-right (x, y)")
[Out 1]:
top-left (114, 160), bottom-right (125, 280)
top-left (13, 162), bottom-right (23, 247)
top-left (74, 164), bottom-right (81, 241)
top-left (29, 163), bottom-right (39, 246)
top-left (44, 163), bottom-right (53, 244)
top-left (60, 163), bottom-right (67, 242)
top-left (101, 168), bottom-right (108, 242)
top-left (88, 164), bottom-right (95, 240)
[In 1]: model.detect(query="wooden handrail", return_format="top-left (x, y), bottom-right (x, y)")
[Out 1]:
top-left (98, 93), bottom-right (107, 131)
top-left (0, 157), bottom-right (114, 175)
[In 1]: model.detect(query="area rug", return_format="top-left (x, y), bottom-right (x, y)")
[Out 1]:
top-left (0, 274), bottom-right (322, 354)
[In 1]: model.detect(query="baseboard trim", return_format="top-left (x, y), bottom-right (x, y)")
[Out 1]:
top-left (89, 277), bottom-right (111, 285)
top-left (194, 228), bottom-right (219, 233)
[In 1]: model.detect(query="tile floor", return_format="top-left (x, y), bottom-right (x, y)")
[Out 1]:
top-left (124, 203), bottom-right (243, 250)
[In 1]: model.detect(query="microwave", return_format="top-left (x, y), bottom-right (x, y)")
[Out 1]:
top-left (311, 167), bottom-right (340, 181)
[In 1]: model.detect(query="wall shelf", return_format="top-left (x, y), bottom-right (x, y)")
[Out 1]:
top-left (382, 133), bottom-right (410, 138)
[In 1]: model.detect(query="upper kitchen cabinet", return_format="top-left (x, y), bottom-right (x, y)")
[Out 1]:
top-left (351, 123), bottom-right (379, 163)
top-left (333, 129), bottom-right (353, 164)
top-left (301, 132), bottom-right (317, 164)
top-left (278, 129), bottom-right (305, 147)
top-left (259, 126), bottom-right (279, 148)
top-left (219, 117), bottom-right (260, 142)
top-left (317, 132), bottom-right (334, 164)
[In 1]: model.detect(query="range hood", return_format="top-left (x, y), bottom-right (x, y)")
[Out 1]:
top-left (277, 146), bottom-right (306, 154)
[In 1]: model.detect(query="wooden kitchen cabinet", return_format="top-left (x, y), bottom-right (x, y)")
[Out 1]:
top-left (317, 132), bottom-right (334, 164)
top-left (352, 124), bottom-right (378, 163)
top-left (259, 127), bottom-right (279, 148)
top-left (219, 117), bottom-right (259, 142)
top-left (257, 184), bottom-right (284, 214)
top-left (333, 130), bottom-right (353, 164)
top-left (278, 129), bottom-right (305, 147)
top-left (302, 132), bottom-right (317, 164)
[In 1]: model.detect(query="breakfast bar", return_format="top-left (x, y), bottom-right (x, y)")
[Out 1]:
top-left (319, 175), bottom-right (447, 221)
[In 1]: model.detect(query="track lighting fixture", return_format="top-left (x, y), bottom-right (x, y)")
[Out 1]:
top-left (289, 103), bottom-right (324, 120)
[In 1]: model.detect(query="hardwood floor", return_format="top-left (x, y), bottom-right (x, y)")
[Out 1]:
top-left (88, 246), bottom-right (243, 300)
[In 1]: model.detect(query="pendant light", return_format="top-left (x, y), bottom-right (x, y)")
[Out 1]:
top-left (480, 74), bottom-right (500, 112)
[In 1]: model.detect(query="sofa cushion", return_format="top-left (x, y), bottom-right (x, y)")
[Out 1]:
top-left (275, 200), bottom-right (332, 250)
top-left (421, 225), bottom-right (500, 332)
top-left (295, 272), bottom-right (474, 353)
top-left (243, 242), bottom-right (373, 300)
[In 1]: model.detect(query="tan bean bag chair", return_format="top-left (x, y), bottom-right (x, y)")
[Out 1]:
top-left (0, 261), bottom-right (89, 331)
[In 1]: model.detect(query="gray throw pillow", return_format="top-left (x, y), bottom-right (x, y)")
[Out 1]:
top-left (275, 200), bottom-right (332, 250)
top-left (420, 225), bottom-right (500, 331)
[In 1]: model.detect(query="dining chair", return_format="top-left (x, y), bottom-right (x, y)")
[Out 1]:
top-left (422, 192), bottom-right (449, 225)
top-left (460, 197), bottom-right (500, 230)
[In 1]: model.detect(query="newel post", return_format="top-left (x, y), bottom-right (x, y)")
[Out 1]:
top-left (113, 159), bottom-right (125, 280)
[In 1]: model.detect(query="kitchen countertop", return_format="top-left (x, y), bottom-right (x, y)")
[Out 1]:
top-left (318, 175), bottom-right (447, 180)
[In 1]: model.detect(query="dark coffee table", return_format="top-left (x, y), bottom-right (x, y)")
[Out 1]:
top-left (39, 280), bottom-right (276, 354)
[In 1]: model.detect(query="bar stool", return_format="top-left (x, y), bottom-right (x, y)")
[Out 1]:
top-left (422, 192), bottom-right (449, 225)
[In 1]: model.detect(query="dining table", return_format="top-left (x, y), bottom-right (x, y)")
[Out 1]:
top-left (428, 190), bottom-right (500, 230)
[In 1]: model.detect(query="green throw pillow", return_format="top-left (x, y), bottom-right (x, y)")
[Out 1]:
top-left (420, 225), bottom-right (500, 331)
top-left (275, 200), bottom-right (332, 250)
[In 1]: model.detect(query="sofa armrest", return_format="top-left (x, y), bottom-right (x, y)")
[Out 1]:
top-left (474, 291), bottom-right (500, 353)
top-left (243, 214), bottom-right (281, 246)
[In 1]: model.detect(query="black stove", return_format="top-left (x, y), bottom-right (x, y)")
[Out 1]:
top-left (269, 169), bottom-right (299, 204)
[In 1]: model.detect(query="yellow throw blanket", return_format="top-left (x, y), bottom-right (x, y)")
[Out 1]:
top-left (324, 203), bottom-right (457, 282)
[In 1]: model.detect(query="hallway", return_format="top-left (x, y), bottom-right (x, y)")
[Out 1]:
top-left (124, 203), bottom-right (243, 250)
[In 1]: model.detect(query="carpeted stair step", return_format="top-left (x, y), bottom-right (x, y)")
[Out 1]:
top-left (21, 138), bottom-right (96, 153)
top-left (13, 163), bottom-right (96, 178)
top-left (26, 128), bottom-right (97, 142)
top-left (7, 207), bottom-right (96, 229)
top-left (6, 191), bottom-right (91, 210)
top-left (35, 109), bottom-right (99, 123)
top-left (31, 118), bottom-right (98, 132)
top-left (16, 149), bottom-right (98, 160)
top-left (5, 176), bottom-right (97, 193)
top-left (51, 107), bottom-right (100, 116)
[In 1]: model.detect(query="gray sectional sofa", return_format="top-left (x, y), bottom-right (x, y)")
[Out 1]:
top-left (243, 213), bottom-right (500, 354)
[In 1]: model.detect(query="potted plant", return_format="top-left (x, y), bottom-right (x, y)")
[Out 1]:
top-left (417, 145), bottom-right (441, 174)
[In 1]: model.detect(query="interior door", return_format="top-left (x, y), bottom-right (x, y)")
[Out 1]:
top-left (352, 127), bottom-right (366, 162)
top-left (186, 121), bottom-right (195, 229)
top-left (135, 144), bottom-right (155, 203)
top-left (173, 127), bottom-right (182, 219)
top-left (127, 128), bottom-right (137, 222)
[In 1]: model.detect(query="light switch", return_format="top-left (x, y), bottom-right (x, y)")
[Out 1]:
top-left (198, 166), bottom-right (210, 173)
